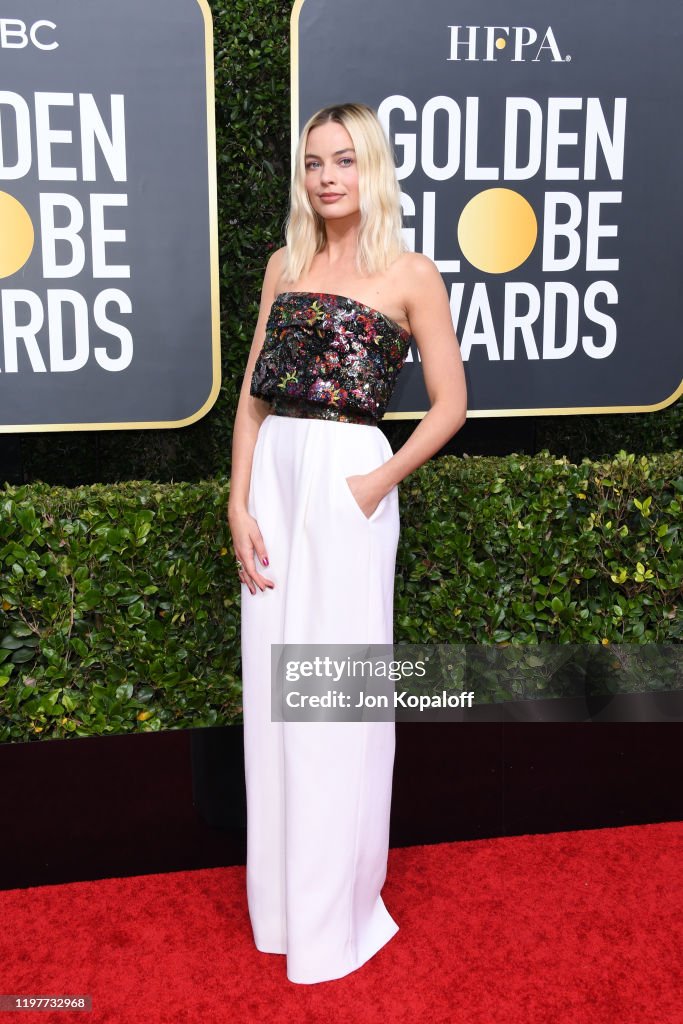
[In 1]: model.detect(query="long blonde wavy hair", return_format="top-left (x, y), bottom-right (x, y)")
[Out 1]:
top-left (283, 102), bottom-right (406, 283)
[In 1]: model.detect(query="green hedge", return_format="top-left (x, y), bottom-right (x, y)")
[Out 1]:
top-left (395, 449), bottom-right (681, 645)
top-left (1, 449), bottom-right (680, 742)
top-left (0, 480), bottom-right (241, 742)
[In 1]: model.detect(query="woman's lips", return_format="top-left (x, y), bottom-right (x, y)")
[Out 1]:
top-left (319, 194), bottom-right (344, 203)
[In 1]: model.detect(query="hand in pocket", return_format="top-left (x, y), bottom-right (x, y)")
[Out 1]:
top-left (344, 474), bottom-right (383, 520)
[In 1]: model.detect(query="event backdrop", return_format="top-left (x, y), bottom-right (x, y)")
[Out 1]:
top-left (293, 0), bottom-right (683, 418)
top-left (0, 0), bottom-right (219, 432)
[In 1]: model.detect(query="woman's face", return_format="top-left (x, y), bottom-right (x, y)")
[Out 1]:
top-left (304, 120), bottom-right (360, 222)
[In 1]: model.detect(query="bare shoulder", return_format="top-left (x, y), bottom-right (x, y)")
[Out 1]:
top-left (268, 244), bottom-right (288, 267)
top-left (395, 250), bottom-right (439, 277)
top-left (392, 251), bottom-right (444, 294)
top-left (266, 245), bottom-right (288, 281)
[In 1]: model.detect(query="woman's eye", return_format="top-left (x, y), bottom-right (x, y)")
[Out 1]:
top-left (339, 158), bottom-right (353, 167)
top-left (305, 162), bottom-right (319, 171)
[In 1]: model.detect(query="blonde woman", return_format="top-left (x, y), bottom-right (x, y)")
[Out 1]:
top-left (228, 102), bottom-right (467, 984)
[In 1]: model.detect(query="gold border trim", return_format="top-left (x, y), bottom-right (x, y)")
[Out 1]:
top-left (0, 0), bottom-right (221, 435)
top-left (290, 1), bottom-right (682, 421)
top-left (382, 376), bottom-right (683, 419)
top-left (290, 0), bottom-right (306, 173)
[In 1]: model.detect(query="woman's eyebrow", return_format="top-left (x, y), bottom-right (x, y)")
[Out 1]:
top-left (305, 148), bottom-right (356, 158)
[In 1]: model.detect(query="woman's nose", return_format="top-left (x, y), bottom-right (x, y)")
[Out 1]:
top-left (320, 163), bottom-right (336, 184)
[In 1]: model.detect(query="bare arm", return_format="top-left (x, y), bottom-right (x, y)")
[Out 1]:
top-left (227, 247), bottom-right (286, 593)
top-left (360, 254), bottom-right (467, 508)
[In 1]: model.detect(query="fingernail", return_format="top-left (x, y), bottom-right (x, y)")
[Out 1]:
top-left (263, 556), bottom-right (269, 566)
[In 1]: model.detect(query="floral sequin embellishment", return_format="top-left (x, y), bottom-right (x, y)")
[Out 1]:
top-left (249, 292), bottom-right (411, 424)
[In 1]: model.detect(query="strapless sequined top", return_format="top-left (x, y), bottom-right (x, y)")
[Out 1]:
top-left (249, 291), bottom-right (412, 425)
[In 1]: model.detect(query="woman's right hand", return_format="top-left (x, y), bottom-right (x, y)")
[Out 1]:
top-left (228, 507), bottom-right (274, 595)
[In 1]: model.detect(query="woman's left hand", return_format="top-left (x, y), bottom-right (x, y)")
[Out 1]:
top-left (344, 474), bottom-right (386, 520)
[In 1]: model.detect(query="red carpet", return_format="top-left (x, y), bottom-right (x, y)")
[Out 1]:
top-left (1, 822), bottom-right (681, 1024)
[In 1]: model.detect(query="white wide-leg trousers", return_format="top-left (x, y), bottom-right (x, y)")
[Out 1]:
top-left (240, 413), bottom-right (400, 984)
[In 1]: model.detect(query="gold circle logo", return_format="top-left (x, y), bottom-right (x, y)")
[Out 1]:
top-left (0, 191), bottom-right (35, 278)
top-left (457, 188), bottom-right (538, 274)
